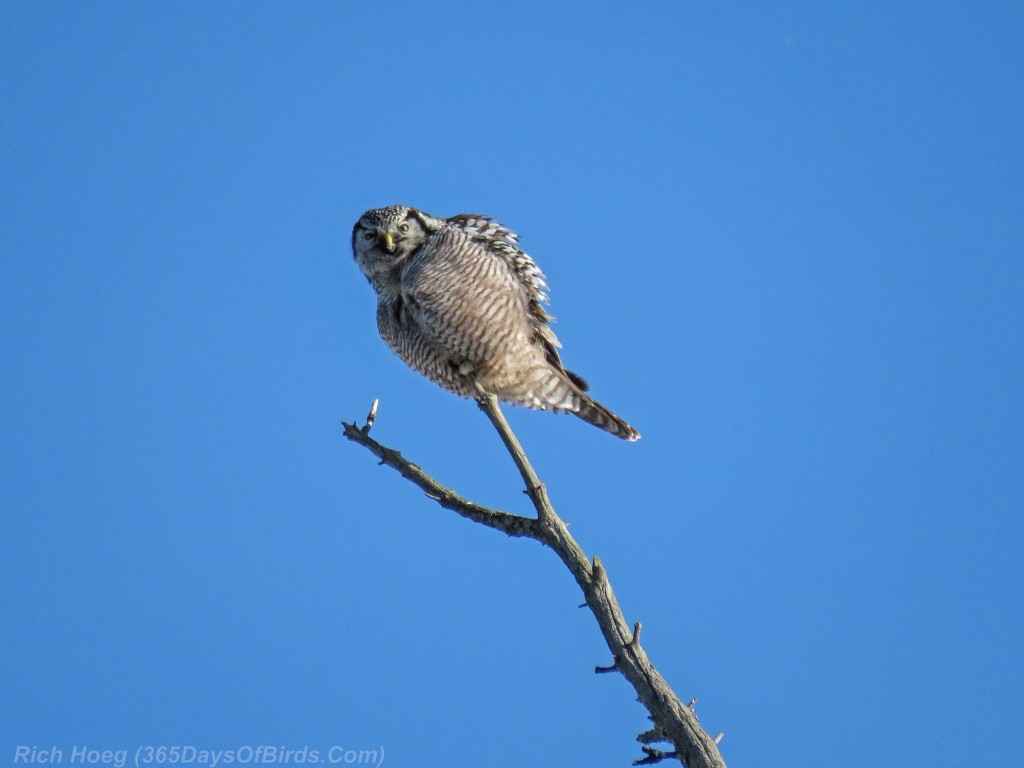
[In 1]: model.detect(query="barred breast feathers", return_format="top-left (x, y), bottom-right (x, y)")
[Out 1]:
top-left (443, 214), bottom-right (589, 392)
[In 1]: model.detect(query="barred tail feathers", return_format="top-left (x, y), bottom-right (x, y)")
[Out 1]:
top-left (502, 366), bottom-right (640, 441)
top-left (572, 389), bottom-right (641, 441)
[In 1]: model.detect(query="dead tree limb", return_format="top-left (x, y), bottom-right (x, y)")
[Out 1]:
top-left (342, 396), bottom-right (727, 768)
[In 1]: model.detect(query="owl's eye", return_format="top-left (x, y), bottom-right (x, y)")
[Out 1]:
top-left (399, 223), bottom-right (410, 233)
top-left (363, 231), bottom-right (375, 241)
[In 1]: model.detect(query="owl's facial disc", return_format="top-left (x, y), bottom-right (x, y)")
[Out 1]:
top-left (352, 208), bottom-right (428, 291)
top-left (377, 218), bottom-right (416, 254)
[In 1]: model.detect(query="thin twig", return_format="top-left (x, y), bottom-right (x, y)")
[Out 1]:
top-left (469, 380), bottom-right (555, 525)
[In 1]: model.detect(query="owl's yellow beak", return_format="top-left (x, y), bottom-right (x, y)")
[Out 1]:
top-left (381, 231), bottom-right (396, 253)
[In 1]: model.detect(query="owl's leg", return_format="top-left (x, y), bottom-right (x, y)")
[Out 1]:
top-left (458, 361), bottom-right (488, 398)
top-left (457, 361), bottom-right (475, 377)
top-left (457, 362), bottom-right (491, 401)
top-left (437, 358), bottom-right (478, 399)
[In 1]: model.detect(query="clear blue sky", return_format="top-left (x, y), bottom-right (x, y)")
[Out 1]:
top-left (3, 3), bottom-right (1022, 766)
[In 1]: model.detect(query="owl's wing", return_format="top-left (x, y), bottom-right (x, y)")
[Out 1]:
top-left (442, 215), bottom-right (590, 391)
top-left (399, 226), bottom-right (521, 362)
top-left (446, 214), bottom-right (547, 299)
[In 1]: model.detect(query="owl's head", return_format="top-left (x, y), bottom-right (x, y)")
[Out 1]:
top-left (352, 205), bottom-right (438, 292)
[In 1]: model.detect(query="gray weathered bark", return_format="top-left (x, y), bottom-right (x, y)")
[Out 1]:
top-left (342, 392), bottom-right (727, 768)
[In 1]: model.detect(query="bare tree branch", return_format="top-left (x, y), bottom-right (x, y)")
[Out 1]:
top-left (342, 397), bottom-right (727, 768)
top-left (341, 421), bottom-right (539, 539)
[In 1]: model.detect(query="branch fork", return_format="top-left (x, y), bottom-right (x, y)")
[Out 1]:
top-left (342, 395), bottom-right (726, 767)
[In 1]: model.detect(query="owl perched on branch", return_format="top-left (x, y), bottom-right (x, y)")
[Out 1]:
top-left (352, 205), bottom-right (640, 441)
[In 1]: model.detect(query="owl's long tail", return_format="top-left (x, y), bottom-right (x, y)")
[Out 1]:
top-left (513, 367), bottom-right (641, 441)
top-left (570, 388), bottom-right (641, 441)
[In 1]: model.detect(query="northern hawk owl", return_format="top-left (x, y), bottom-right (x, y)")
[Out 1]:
top-left (352, 205), bottom-right (640, 441)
